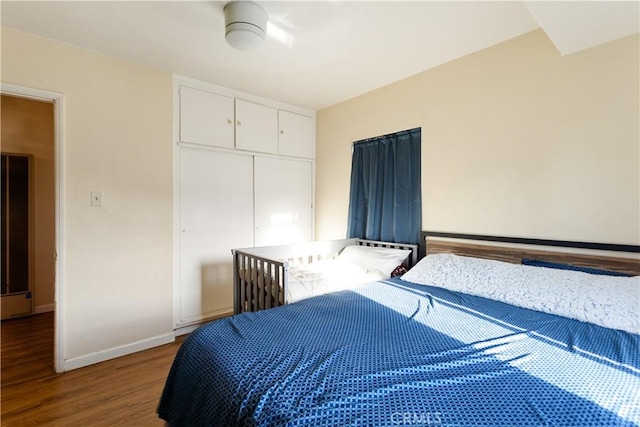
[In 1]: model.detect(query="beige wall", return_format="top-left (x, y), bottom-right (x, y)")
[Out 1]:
top-left (316, 30), bottom-right (640, 245)
top-left (2, 28), bottom-right (174, 365)
top-left (1, 94), bottom-right (56, 312)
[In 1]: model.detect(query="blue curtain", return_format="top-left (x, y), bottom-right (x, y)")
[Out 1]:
top-left (347, 128), bottom-right (421, 244)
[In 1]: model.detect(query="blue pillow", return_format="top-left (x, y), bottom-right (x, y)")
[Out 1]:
top-left (521, 259), bottom-right (630, 277)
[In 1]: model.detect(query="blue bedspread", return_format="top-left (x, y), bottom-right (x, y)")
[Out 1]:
top-left (158, 278), bottom-right (640, 426)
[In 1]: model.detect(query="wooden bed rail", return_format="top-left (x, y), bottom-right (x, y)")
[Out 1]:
top-left (233, 250), bottom-right (286, 314)
top-left (356, 239), bottom-right (419, 268)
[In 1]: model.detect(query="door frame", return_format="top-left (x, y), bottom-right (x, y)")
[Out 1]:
top-left (2, 83), bottom-right (66, 373)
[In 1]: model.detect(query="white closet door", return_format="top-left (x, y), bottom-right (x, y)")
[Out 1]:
top-left (179, 86), bottom-right (234, 148)
top-left (180, 147), bottom-right (253, 323)
top-left (254, 157), bottom-right (313, 247)
top-left (235, 99), bottom-right (278, 154)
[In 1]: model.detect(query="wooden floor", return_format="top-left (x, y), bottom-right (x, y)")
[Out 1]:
top-left (1, 312), bottom-right (184, 426)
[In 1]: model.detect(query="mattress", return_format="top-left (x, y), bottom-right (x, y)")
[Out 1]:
top-left (240, 258), bottom-right (383, 308)
top-left (158, 277), bottom-right (639, 426)
top-left (285, 258), bottom-right (385, 303)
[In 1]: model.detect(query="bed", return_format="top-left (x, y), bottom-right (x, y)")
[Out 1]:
top-left (158, 232), bottom-right (640, 426)
top-left (232, 238), bottom-right (419, 313)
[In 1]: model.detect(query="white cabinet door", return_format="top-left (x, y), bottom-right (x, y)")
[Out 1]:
top-left (278, 110), bottom-right (315, 159)
top-left (179, 86), bottom-right (234, 148)
top-left (179, 147), bottom-right (254, 323)
top-left (235, 99), bottom-right (278, 154)
top-left (254, 157), bottom-right (313, 246)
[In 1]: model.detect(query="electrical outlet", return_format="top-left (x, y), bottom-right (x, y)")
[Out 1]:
top-left (91, 191), bottom-right (102, 207)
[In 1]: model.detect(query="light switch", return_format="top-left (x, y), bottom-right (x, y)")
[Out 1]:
top-left (91, 191), bottom-right (102, 207)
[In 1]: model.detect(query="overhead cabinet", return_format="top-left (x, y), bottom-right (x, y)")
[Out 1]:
top-left (235, 99), bottom-right (278, 154)
top-left (179, 84), bottom-right (315, 159)
top-left (278, 110), bottom-right (315, 159)
top-left (179, 86), bottom-right (234, 148)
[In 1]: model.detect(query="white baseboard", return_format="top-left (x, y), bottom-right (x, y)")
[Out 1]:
top-left (174, 323), bottom-right (202, 336)
top-left (63, 332), bottom-right (175, 372)
top-left (174, 310), bottom-right (233, 336)
top-left (34, 304), bottom-right (55, 314)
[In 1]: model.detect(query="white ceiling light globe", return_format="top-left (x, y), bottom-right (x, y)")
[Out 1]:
top-left (224, 1), bottom-right (268, 51)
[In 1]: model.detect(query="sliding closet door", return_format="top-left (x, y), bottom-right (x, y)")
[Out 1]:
top-left (254, 156), bottom-right (313, 247)
top-left (179, 147), bottom-right (253, 324)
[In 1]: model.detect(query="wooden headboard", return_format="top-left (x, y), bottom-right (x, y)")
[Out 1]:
top-left (420, 231), bottom-right (640, 277)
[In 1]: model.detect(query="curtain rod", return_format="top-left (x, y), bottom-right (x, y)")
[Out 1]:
top-left (352, 127), bottom-right (421, 145)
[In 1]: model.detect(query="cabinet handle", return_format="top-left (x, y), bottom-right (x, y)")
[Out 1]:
top-left (280, 129), bottom-right (284, 134)
top-left (237, 120), bottom-right (242, 126)
top-left (227, 119), bottom-right (232, 124)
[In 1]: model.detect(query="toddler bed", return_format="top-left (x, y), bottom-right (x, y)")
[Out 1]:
top-left (232, 238), bottom-right (418, 313)
top-left (160, 232), bottom-right (640, 426)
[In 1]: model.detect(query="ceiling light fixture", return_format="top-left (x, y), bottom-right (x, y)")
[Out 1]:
top-left (224, 1), bottom-right (268, 51)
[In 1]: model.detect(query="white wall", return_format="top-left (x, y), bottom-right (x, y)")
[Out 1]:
top-left (1, 28), bottom-right (174, 368)
top-left (316, 30), bottom-right (640, 245)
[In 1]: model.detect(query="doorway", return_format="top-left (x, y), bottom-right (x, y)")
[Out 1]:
top-left (1, 86), bottom-right (63, 372)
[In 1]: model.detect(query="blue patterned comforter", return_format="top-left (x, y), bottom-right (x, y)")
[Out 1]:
top-left (158, 278), bottom-right (640, 426)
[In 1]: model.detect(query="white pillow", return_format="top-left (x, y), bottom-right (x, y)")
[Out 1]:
top-left (338, 245), bottom-right (411, 279)
top-left (402, 253), bottom-right (640, 334)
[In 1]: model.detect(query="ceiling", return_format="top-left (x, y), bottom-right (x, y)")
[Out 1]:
top-left (2, 1), bottom-right (638, 110)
